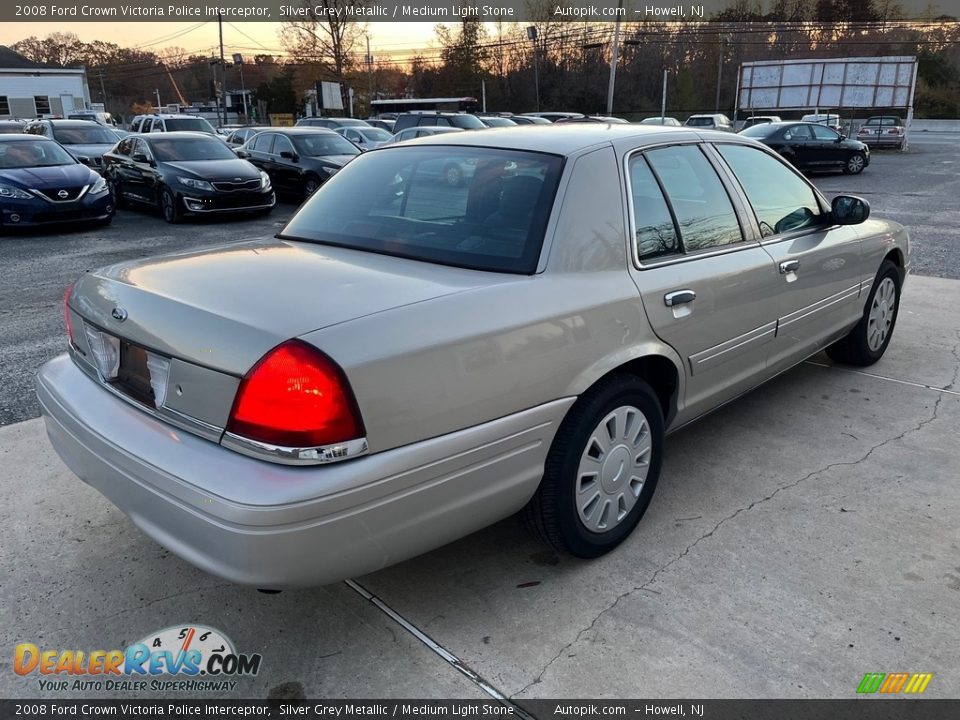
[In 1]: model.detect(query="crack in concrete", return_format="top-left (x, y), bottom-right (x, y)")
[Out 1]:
top-left (512, 380), bottom-right (953, 698)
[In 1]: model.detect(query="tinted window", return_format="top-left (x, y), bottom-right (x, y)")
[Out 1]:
top-left (739, 124), bottom-right (778, 138)
top-left (783, 125), bottom-right (813, 140)
top-left (280, 146), bottom-right (563, 274)
top-left (646, 145), bottom-right (742, 251)
top-left (163, 118), bottom-right (216, 134)
top-left (52, 125), bottom-right (118, 145)
top-left (273, 135), bottom-right (295, 156)
top-left (450, 115), bottom-right (485, 129)
top-left (0, 139), bottom-right (76, 168)
top-left (149, 137), bottom-right (236, 162)
top-left (628, 155), bottom-right (680, 260)
top-left (250, 133), bottom-right (273, 152)
top-left (685, 117), bottom-right (715, 127)
top-left (810, 125), bottom-right (839, 141)
top-left (359, 128), bottom-right (391, 142)
top-left (292, 133), bottom-right (360, 157)
top-left (716, 144), bottom-right (823, 237)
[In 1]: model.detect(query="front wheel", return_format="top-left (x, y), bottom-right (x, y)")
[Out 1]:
top-left (844, 152), bottom-right (866, 174)
top-left (524, 375), bottom-right (664, 558)
top-left (303, 175), bottom-right (321, 197)
top-left (826, 260), bottom-right (902, 366)
top-left (160, 187), bottom-right (182, 224)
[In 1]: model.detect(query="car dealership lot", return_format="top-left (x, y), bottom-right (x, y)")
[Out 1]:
top-left (1, 137), bottom-right (959, 700)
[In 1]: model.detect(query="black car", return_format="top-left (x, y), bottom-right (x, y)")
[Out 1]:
top-left (224, 126), bottom-right (272, 147)
top-left (102, 132), bottom-right (275, 224)
top-left (740, 121), bottom-right (870, 175)
top-left (238, 128), bottom-right (360, 198)
top-left (392, 112), bottom-right (487, 133)
top-left (0, 135), bottom-right (113, 231)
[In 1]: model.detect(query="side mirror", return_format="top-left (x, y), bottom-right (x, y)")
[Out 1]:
top-left (131, 152), bottom-right (151, 165)
top-left (235, 149), bottom-right (250, 159)
top-left (832, 195), bottom-right (870, 225)
top-left (280, 150), bottom-right (298, 161)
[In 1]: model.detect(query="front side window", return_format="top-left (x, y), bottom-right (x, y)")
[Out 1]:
top-left (628, 155), bottom-right (680, 260)
top-left (273, 135), bottom-right (295, 156)
top-left (645, 144), bottom-right (743, 252)
top-left (280, 146), bottom-right (563, 274)
top-left (716, 144), bottom-right (823, 237)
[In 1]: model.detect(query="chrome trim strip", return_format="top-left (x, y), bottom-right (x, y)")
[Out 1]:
top-left (32, 184), bottom-right (91, 203)
top-left (688, 320), bottom-right (777, 376)
top-left (778, 283), bottom-right (862, 330)
top-left (221, 432), bottom-right (370, 466)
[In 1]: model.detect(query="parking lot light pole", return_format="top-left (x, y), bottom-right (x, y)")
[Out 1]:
top-left (527, 26), bottom-right (540, 112)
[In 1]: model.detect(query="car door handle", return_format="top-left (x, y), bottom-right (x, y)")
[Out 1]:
top-left (779, 260), bottom-right (801, 274)
top-left (664, 289), bottom-right (696, 307)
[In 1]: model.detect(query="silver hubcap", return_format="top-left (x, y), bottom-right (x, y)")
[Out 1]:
top-left (576, 405), bottom-right (652, 533)
top-left (849, 155), bottom-right (864, 172)
top-left (867, 277), bottom-right (896, 351)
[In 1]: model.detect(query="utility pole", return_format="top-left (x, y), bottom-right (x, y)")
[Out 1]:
top-left (98, 69), bottom-right (107, 105)
top-left (155, 88), bottom-right (161, 110)
top-left (606, 0), bottom-right (624, 116)
top-left (527, 26), bottom-right (540, 112)
top-left (365, 34), bottom-right (374, 116)
top-left (233, 54), bottom-right (248, 122)
top-left (715, 35), bottom-right (725, 113)
top-left (218, 11), bottom-right (227, 126)
top-left (661, 69), bottom-right (667, 123)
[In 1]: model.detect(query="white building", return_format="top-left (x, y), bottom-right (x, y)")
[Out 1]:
top-left (0, 46), bottom-right (91, 119)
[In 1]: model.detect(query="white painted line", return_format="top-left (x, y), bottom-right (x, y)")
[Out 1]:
top-left (804, 361), bottom-right (960, 396)
top-left (344, 579), bottom-right (535, 716)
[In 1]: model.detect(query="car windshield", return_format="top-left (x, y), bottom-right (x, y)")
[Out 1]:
top-left (292, 134), bottom-right (361, 157)
top-left (0, 139), bottom-right (76, 168)
top-left (163, 118), bottom-right (216, 134)
top-left (450, 115), bottom-right (486, 129)
top-left (358, 128), bottom-right (392, 142)
top-left (150, 137), bottom-right (237, 162)
top-left (280, 146), bottom-right (564, 274)
top-left (52, 125), bottom-right (117, 144)
top-left (482, 117), bottom-right (516, 127)
top-left (739, 124), bottom-right (778, 138)
top-left (685, 117), bottom-right (715, 126)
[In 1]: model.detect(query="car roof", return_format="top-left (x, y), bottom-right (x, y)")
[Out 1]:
top-left (391, 123), bottom-right (742, 155)
top-left (33, 119), bottom-right (105, 127)
top-left (138, 131), bottom-right (222, 141)
top-left (260, 127), bottom-right (340, 135)
top-left (0, 133), bottom-right (55, 142)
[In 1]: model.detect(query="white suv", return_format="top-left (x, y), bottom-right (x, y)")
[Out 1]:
top-left (130, 114), bottom-right (218, 135)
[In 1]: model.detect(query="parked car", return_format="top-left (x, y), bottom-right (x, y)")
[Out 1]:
top-left (508, 115), bottom-right (552, 126)
top-left (38, 124), bottom-right (909, 588)
top-left (22, 119), bottom-right (119, 171)
top-left (639, 117), bottom-right (682, 126)
top-left (684, 113), bottom-right (734, 132)
top-left (67, 111), bottom-right (118, 127)
top-left (333, 125), bottom-right (393, 151)
top-left (380, 126), bottom-right (463, 145)
top-left (478, 116), bottom-right (518, 128)
top-left (740, 121), bottom-right (870, 174)
top-left (295, 117), bottom-right (371, 131)
top-left (130, 114), bottom-right (219, 135)
top-left (364, 119), bottom-right (395, 132)
top-left (741, 115), bottom-right (782, 129)
top-left (239, 127), bottom-right (360, 198)
top-left (224, 126), bottom-right (272, 147)
top-left (520, 112), bottom-right (585, 122)
top-left (392, 112), bottom-right (486, 132)
top-left (800, 113), bottom-right (843, 133)
top-left (857, 115), bottom-right (905, 149)
top-left (556, 115), bottom-right (629, 124)
top-left (0, 134), bottom-right (113, 231)
top-left (102, 131), bottom-right (274, 223)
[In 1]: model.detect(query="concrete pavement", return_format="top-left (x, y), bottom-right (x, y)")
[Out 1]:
top-left (1, 274), bottom-right (958, 700)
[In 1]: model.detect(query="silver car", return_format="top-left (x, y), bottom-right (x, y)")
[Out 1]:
top-left (37, 125), bottom-right (909, 588)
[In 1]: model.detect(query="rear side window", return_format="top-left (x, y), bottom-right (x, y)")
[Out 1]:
top-left (645, 145), bottom-right (743, 252)
top-left (280, 146), bottom-right (564, 274)
top-left (716, 144), bottom-right (823, 237)
top-left (628, 156), bottom-right (680, 260)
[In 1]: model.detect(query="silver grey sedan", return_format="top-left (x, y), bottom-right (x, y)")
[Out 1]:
top-left (37, 125), bottom-right (909, 588)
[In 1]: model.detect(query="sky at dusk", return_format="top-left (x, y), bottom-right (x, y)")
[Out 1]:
top-left (0, 21), bottom-right (446, 65)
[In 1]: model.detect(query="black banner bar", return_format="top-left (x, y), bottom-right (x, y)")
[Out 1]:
top-left (3, 700), bottom-right (960, 720)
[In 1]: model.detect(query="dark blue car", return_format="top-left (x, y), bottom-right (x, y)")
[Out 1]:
top-left (0, 135), bottom-right (113, 231)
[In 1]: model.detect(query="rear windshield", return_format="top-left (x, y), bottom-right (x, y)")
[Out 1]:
top-left (280, 146), bottom-right (564, 274)
top-left (52, 125), bottom-right (118, 144)
top-left (685, 117), bottom-right (715, 127)
top-left (864, 117), bottom-right (900, 126)
top-left (450, 115), bottom-right (486, 130)
top-left (150, 137), bottom-right (237, 162)
top-left (739, 124), bottom-right (778, 138)
top-left (163, 118), bottom-right (216, 134)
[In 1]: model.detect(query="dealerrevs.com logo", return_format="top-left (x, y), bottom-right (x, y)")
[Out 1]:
top-left (14, 624), bottom-right (262, 693)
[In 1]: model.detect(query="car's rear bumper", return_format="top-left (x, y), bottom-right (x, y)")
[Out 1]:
top-left (37, 354), bottom-right (569, 588)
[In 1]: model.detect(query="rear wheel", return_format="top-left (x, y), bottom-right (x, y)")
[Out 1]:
top-left (160, 187), bottom-right (182, 224)
top-left (524, 375), bottom-right (664, 558)
top-left (826, 260), bottom-right (902, 366)
top-left (844, 152), bottom-right (866, 174)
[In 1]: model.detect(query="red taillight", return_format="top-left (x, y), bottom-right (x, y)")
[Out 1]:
top-left (63, 283), bottom-right (75, 344)
top-left (226, 340), bottom-right (363, 448)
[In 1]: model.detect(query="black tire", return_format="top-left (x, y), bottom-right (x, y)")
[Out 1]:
top-left (303, 175), bottom-right (321, 197)
top-left (107, 178), bottom-right (125, 209)
top-left (843, 152), bottom-right (866, 175)
top-left (442, 163), bottom-right (463, 187)
top-left (160, 187), bottom-right (182, 224)
top-left (826, 260), bottom-right (902, 366)
top-left (523, 374), bottom-right (664, 558)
